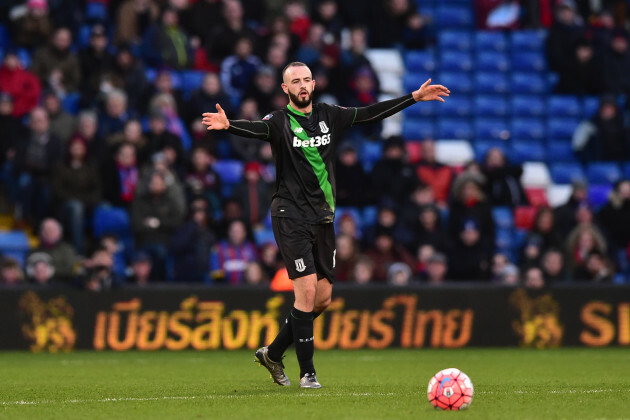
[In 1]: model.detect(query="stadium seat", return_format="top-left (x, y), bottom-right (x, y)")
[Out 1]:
top-left (180, 71), bottom-right (205, 98)
top-left (582, 96), bottom-right (600, 118)
top-left (547, 139), bottom-right (575, 162)
top-left (495, 228), bottom-right (516, 251)
top-left (476, 51), bottom-right (510, 72)
top-left (437, 118), bottom-right (473, 140)
top-left (440, 51), bottom-right (473, 72)
top-left (93, 206), bottom-right (132, 238)
top-left (359, 142), bottom-right (382, 172)
top-left (475, 31), bottom-right (508, 52)
top-left (586, 162), bottom-right (622, 184)
top-left (378, 72), bottom-right (403, 95)
top-left (547, 117), bottom-right (580, 140)
top-left (85, 2), bottom-right (108, 21)
top-left (435, 140), bottom-right (474, 165)
top-left (546, 184), bottom-right (572, 207)
top-left (438, 95), bottom-right (472, 117)
top-left (403, 73), bottom-right (432, 93)
top-left (474, 118), bottom-right (509, 140)
top-left (524, 188), bottom-right (548, 207)
top-left (438, 30), bottom-right (472, 51)
top-left (547, 95), bottom-right (582, 118)
top-left (475, 72), bottom-right (509, 94)
top-left (405, 141), bottom-right (423, 164)
top-left (509, 139), bottom-right (546, 164)
top-left (514, 206), bottom-right (537, 230)
top-left (0, 231), bottom-right (30, 266)
top-left (404, 51), bottom-right (437, 73)
top-left (511, 51), bottom-right (546, 72)
top-left (623, 163), bottom-right (630, 180)
top-left (436, 72), bottom-right (473, 94)
top-left (61, 93), bottom-right (81, 115)
top-left (511, 95), bottom-right (546, 117)
top-left (492, 206), bottom-right (514, 229)
top-left (403, 100), bottom-right (436, 118)
top-left (521, 162), bottom-right (551, 188)
top-left (78, 25), bottom-right (92, 47)
top-left (511, 72), bottom-right (546, 94)
top-left (549, 162), bottom-right (586, 184)
top-left (253, 229), bottom-right (276, 246)
top-left (588, 184), bottom-right (613, 209)
top-left (547, 72), bottom-right (560, 91)
top-left (0, 25), bottom-right (9, 48)
top-left (435, 5), bottom-right (474, 28)
top-left (510, 117), bottom-right (545, 140)
top-left (474, 95), bottom-right (509, 117)
top-left (473, 139), bottom-right (507, 161)
top-left (362, 206), bottom-right (379, 228)
top-left (510, 30), bottom-right (546, 51)
top-left (402, 119), bottom-right (435, 140)
top-left (366, 49), bottom-right (404, 75)
top-left (213, 160), bottom-right (244, 184)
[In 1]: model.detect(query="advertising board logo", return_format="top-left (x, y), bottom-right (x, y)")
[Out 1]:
top-left (509, 289), bottom-right (563, 349)
top-left (18, 292), bottom-right (76, 353)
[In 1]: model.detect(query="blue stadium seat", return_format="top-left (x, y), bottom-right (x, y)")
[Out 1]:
top-left (438, 30), bottom-right (472, 51)
top-left (511, 51), bottom-right (546, 72)
top-left (436, 72), bottom-right (473, 94)
top-left (403, 100), bottom-right (436, 118)
top-left (473, 139), bottom-right (507, 161)
top-left (0, 231), bottom-right (30, 265)
top-left (78, 25), bottom-right (92, 47)
top-left (547, 117), bottom-right (580, 140)
top-left (624, 163), bottom-right (630, 180)
top-left (61, 93), bottom-right (81, 115)
top-left (0, 25), bottom-right (9, 48)
top-left (213, 160), bottom-right (244, 184)
top-left (437, 118), bottom-right (473, 139)
top-left (511, 95), bottom-right (546, 117)
top-left (548, 95), bottom-right (582, 118)
top-left (404, 51), bottom-right (437, 73)
top-left (16, 48), bottom-right (31, 69)
top-left (476, 51), bottom-right (510, 72)
top-left (475, 31), bottom-right (508, 52)
top-left (509, 139), bottom-right (546, 164)
top-left (435, 6), bottom-right (474, 28)
top-left (588, 184), bottom-right (613, 209)
top-left (253, 229), bottom-right (276, 246)
top-left (511, 72), bottom-right (546, 94)
top-left (440, 51), bottom-right (473, 72)
top-left (495, 228), bottom-right (516, 251)
top-left (510, 117), bottom-right (546, 140)
top-left (587, 162), bottom-right (622, 184)
top-left (360, 142), bottom-right (383, 171)
top-left (85, 2), bottom-right (108, 21)
top-left (93, 206), bottom-right (132, 238)
top-left (475, 72), bottom-right (509, 94)
top-left (582, 96), bottom-right (600, 118)
top-left (403, 73), bottom-right (432, 92)
top-left (492, 207), bottom-right (514, 229)
top-left (402, 119), bottom-right (435, 140)
top-left (474, 118), bottom-right (509, 140)
top-left (180, 70), bottom-right (205, 98)
top-left (362, 206), bottom-right (379, 227)
top-left (549, 162), bottom-right (586, 184)
top-left (438, 95), bottom-right (472, 117)
top-left (474, 95), bottom-right (509, 117)
top-left (511, 30), bottom-right (546, 51)
top-left (547, 139), bottom-right (575, 162)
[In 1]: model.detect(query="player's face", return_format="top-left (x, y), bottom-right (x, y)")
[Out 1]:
top-left (282, 66), bottom-right (315, 108)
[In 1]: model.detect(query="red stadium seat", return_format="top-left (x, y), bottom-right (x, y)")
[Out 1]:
top-left (525, 188), bottom-right (548, 207)
top-left (514, 206), bottom-right (537, 230)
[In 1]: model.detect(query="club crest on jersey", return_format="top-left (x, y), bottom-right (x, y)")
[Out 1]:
top-left (262, 114), bottom-right (273, 121)
top-left (295, 258), bottom-right (306, 272)
top-left (319, 121), bottom-right (329, 133)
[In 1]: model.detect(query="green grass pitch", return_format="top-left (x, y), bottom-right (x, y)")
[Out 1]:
top-left (1, 348), bottom-right (629, 419)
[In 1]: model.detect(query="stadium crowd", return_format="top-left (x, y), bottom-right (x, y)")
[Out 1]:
top-left (0, 0), bottom-right (629, 290)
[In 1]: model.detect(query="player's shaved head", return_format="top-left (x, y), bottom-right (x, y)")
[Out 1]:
top-left (282, 62), bottom-right (310, 82)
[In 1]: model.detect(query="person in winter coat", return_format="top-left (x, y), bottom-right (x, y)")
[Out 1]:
top-left (0, 50), bottom-right (41, 118)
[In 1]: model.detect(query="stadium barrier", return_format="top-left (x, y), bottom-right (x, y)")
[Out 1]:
top-left (1, 285), bottom-right (629, 352)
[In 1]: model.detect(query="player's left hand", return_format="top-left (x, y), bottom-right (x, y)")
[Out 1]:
top-left (412, 79), bottom-right (450, 102)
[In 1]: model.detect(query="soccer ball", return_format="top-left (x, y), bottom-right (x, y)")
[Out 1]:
top-left (427, 368), bottom-right (474, 411)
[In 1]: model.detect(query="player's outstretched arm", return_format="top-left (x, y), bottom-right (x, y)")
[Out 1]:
top-left (201, 104), bottom-right (269, 140)
top-left (352, 79), bottom-right (450, 126)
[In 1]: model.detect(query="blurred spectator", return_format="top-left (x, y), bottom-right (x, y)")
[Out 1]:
top-left (98, 89), bottom-right (130, 141)
top-left (102, 142), bottom-right (139, 208)
top-left (187, 73), bottom-right (234, 125)
top-left (107, 46), bottom-right (149, 113)
top-left (115, 0), bottom-right (159, 46)
top-left (350, 255), bottom-right (375, 285)
top-left (205, 0), bottom-right (258, 63)
top-left (523, 266), bottom-right (545, 289)
top-left (415, 243), bottom-right (435, 278)
top-left (127, 250), bottom-right (153, 285)
top-left (99, 234), bottom-right (128, 280)
top-left (145, 112), bottom-right (186, 174)
top-left (243, 261), bottom-right (268, 285)
top-left (285, 0), bottom-right (312, 43)
top-left (0, 94), bottom-right (27, 179)
top-left (229, 97), bottom-right (263, 161)
top-left (363, 203), bottom-right (413, 251)
top-left (448, 219), bottom-right (491, 281)
top-left (209, 219), bottom-right (258, 284)
top-left (26, 252), bottom-right (57, 286)
top-left (334, 233), bottom-right (359, 282)
top-left (260, 15), bottom-right (301, 59)
top-left (597, 179), bottom-right (630, 274)
top-left (337, 212), bottom-right (360, 240)
top-left (529, 207), bottom-right (564, 252)
top-left (364, 227), bottom-right (416, 282)
top-left (541, 248), bottom-right (567, 282)
top-left (0, 257), bottom-right (25, 286)
top-left (387, 262), bottom-right (413, 286)
top-left (243, 66), bottom-right (279, 116)
top-left (183, 147), bottom-right (222, 216)
top-left (12, 0), bottom-right (53, 48)
top-left (43, 91), bottom-right (76, 143)
top-left (335, 143), bottom-right (371, 207)
top-left (312, 0), bottom-right (344, 42)
top-left (132, 170), bottom-right (185, 280)
top-left (554, 37), bottom-right (604, 95)
top-left (565, 224), bottom-right (608, 280)
top-left (32, 27), bottom-right (81, 93)
top-left (554, 180), bottom-right (589, 236)
top-left (189, 0), bottom-right (223, 44)
top-left (14, 107), bottom-right (63, 227)
top-left (32, 218), bottom-right (80, 281)
top-left (142, 7), bottom-right (193, 69)
top-left (422, 252), bottom-right (448, 284)
top-left (496, 263), bottom-right (520, 286)
top-left (79, 24), bottom-right (115, 106)
top-left (370, 136), bottom-right (418, 208)
top-left (296, 23), bottom-right (326, 67)
top-left (416, 140), bottom-right (453, 206)
top-left (220, 36), bottom-right (262, 98)
top-left (603, 30), bottom-right (630, 96)
top-left (232, 161), bottom-right (273, 226)
top-left (412, 204), bottom-right (449, 253)
top-left (371, 0), bottom-right (430, 49)
top-left (73, 111), bottom-right (105, 162)
top-left (148, 94), bottom-right (192, 150)
top-left (583, 250), bottom-right (614, 283)
top-left (108, 119), bottom-right (150, 166)
top-left (259, 242), bottom-right (281, 280)
top-left (52, 136), bottom-right (101, 253)
top-left (546, 1), bottom-right (584, 79)
top-left (170, 196), bottom-right (216, 282)
top-left (481, 147), bottom-right (528, 207)
top-left (0, 50), bottom-right (42, 118)
top-left (491, 252), bottom-right (509, 282)
top-left (82, 247), bottom-right (119, 291)
top-left (400, 183), bottom-right (435, 235)
top-left (520, 234), bottom-right (544, 270)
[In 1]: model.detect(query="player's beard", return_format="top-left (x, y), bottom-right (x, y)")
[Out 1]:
top-left (288, 89), bottom-right (313, 108)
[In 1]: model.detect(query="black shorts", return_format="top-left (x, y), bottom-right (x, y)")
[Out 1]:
top-left (271, 216), bottom-right (336, 283)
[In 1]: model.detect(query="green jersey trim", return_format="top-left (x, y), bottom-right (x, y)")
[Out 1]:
top-left (287, 103), bottom-right (311, 117)
top-left (287, 113), bottom-right (335, 212)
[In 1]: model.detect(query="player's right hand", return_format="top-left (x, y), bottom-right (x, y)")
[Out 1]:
top-left (202, 104), bottom-right (230, 131)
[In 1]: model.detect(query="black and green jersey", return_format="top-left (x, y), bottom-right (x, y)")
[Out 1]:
top-left (226, 93), bottom-right (417, 224)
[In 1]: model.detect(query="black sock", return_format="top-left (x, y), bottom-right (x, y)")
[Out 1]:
top-left (267, 314), bottom-right (291, 362)
top-left (291, 307), bottom-right (315, 378)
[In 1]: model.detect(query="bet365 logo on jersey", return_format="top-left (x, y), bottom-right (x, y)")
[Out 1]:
top-left (293, 134), bottom-right (331, 148)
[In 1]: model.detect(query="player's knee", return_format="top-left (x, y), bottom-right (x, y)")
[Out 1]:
top-left (314, 296), bottom-right (332, 313)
